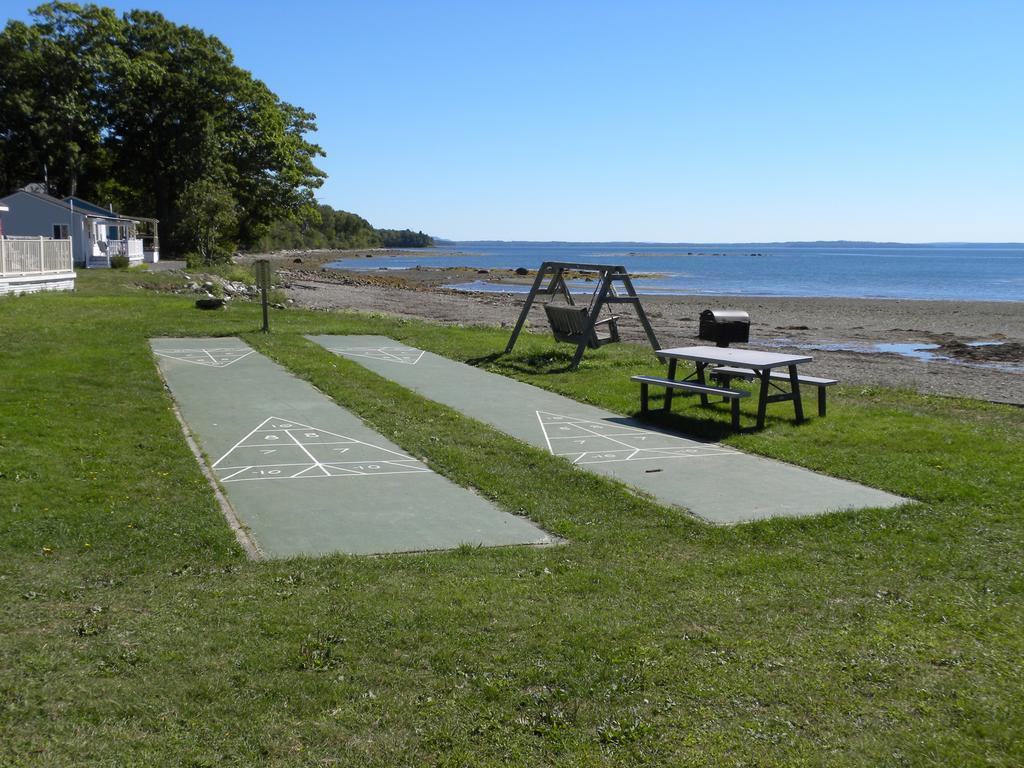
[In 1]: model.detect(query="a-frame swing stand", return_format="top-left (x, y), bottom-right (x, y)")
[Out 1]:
top-left (504, 262), bottom-right (662, 369)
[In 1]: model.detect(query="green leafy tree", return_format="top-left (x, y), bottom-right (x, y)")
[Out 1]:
top-left (0, 3), bottom-right (325, 255)
top-left (255, 204), bottom-right (436, 251)
top-left (0, 3), bottom-right (120, 197)
top-left (377, 229), bottom-right (435, 248)
top-left (177, 178), bottom-right (238, 265)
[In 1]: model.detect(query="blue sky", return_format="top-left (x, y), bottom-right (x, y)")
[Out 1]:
top-left (10, 1), bottom-right (1024, 241)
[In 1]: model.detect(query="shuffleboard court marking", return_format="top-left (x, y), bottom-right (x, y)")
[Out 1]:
top-left (537, 410), bottom-right (737, 465)
top-left (212, 416), bottom-right (430, 482)
top-left (328, 346), bottom-right (425, 365)
top-left (152, 337), bottom-right (553, 556)
top-left (154, 347), bottom-right (254, 368)
top-left (306, 335), bottom-right (907, 523)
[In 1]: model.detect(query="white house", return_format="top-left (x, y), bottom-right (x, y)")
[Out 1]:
top-left (0, 197), bottom-right (77, 295)
top-left (0, 189), bottom-right (159, 268)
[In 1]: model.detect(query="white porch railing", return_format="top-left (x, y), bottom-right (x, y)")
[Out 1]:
top-left (103, 239), bottom-right (145, 259)
top-left (0, 237), bottom-right (73, 277)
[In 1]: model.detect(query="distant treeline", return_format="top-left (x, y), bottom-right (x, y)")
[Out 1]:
top-left (256, 205), bottom-right (434, 251)
top-left (376, 228), bottom-right (435, 248)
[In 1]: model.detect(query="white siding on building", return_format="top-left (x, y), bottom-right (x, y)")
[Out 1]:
top-left (0, 190), bottom-right (89, 265)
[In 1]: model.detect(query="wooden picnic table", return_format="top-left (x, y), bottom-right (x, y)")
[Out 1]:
top-left (657, 346), bottom-right (814, 429)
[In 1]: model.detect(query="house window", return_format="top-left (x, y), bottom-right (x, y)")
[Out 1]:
top-left (108, 225), bottom-right (120, 240)
top-left (52, 224), bottom-right (69, 239)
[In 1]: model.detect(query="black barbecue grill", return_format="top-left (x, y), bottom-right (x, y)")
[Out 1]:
top-left (698, 309), bottom-right (750, 347)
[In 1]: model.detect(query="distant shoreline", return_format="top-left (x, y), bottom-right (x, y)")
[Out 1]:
top-left (437, 280), bottom-right (1024, 304)
top-left (435, 239), bottom-right (1024, 248)
top-left (264, 251), bottom-right (1024, 405)
top-left (244, 243), bottom-right (1024, 303)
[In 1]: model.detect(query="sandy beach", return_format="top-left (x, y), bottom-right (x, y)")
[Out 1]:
top-left (240, 250), bottom-right (1024, 405)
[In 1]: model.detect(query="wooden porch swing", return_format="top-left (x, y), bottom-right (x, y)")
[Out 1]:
top-left (504, 262), bottom-right (662, 369)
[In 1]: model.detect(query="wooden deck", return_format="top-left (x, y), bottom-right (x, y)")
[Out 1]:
top-left (0, 237), bottom-right (75, 295)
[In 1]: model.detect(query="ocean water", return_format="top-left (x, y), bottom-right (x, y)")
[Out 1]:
top-left (329, 241), bottom-right (1024, 302)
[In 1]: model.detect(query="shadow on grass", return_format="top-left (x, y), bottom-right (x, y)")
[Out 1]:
top-left (474, 348), bottom-right (582, 374)
top-left (465, 351), bottom-right (506, 367)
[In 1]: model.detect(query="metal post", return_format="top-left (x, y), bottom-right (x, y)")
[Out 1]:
top-left (254, 259), bottom-right (271, 333)
top-left (261, 284), bottom-right (269, 332)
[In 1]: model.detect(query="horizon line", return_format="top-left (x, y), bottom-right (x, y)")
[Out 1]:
top-left (430, 238), bottom-right (1024, 247)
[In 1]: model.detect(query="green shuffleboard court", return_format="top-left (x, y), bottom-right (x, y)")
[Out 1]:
top-left (308, 335), bottom-right (906, 524)
top-left (151, 338), bottom-right (552, 557)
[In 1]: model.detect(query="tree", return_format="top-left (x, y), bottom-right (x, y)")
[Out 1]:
top-left (376, 229), bottom-right (435, 248)
top-left (0, 3), bottom-right (120, 197)
top-left (176, 178), bottom-right (237, 265)
top-left (0, 3), bottom-right (325, 255)
top-left (253, 204), bottom-right (436, 252)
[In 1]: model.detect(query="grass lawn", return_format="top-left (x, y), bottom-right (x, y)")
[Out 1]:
top-left (2, 270), bottom-right (1022, 766)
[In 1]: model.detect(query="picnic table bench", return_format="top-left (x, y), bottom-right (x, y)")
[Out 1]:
top-left (710, 366), bottom-right (838, 417)
top-left (631, 375), bottom-right (748, 429)
top-left (633, 346), bottom-right (836, 430)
